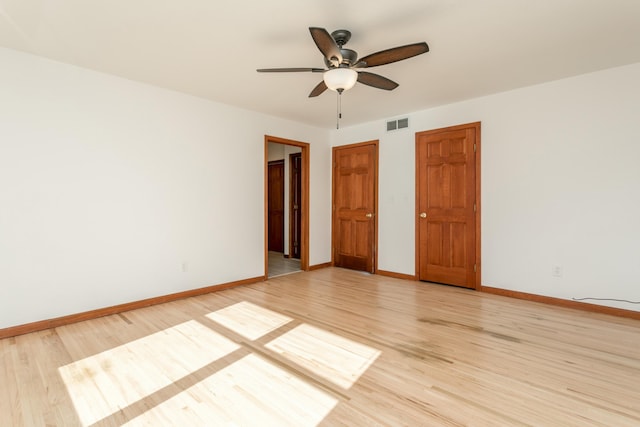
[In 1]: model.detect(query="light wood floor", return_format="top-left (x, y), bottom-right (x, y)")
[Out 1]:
top-left (2, 268), bottom-right (639, 426)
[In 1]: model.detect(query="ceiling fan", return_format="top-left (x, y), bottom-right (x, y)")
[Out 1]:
top-left (257, 27), bottom-right (429, 97)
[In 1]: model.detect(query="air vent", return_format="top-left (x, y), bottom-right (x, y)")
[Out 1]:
top-left (386, 117), bottom-right (409, 132)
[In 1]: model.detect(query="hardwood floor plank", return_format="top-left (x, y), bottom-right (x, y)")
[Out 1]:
top-left (0, 338), bottom-right (21, 426)
top-left (1, 267), bottom-right (639, 426)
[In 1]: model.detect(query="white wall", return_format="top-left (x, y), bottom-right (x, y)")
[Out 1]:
top-left (0, 47), bottom-right (332, 329)
top-left (331, 62), bottom-right (640, 312)
top-left (267, 142), bottom-right (285, 162)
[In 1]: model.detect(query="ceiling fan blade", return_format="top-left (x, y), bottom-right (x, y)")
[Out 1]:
top-left (358, 42), bottom-right (429, 68)
top-left (308, 81), bottom-right (328, 97)
top-left (257, 67), bottom-right (325, 73)
top-left (357, 72), bottom-right (399, 90)
top-left (309, 27), bottom-right (343, 66)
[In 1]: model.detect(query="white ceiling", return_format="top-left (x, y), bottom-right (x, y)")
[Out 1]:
top-left (1, 0), bottom-right (639, 129)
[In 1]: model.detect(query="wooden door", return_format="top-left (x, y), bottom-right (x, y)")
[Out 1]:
top-left (332, 142), bottom-right (378, 273)
top-left (416, 123), bottom-right (480, 289)
top-left (268, 160), bottom-right (284, 252)
top-left (289, 152), bottom-right (302, 259)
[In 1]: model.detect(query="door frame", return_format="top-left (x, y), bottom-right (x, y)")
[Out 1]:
top-left (264, 135), bottom-right (310, 276)
top-left (414, 122), bottom-right (481, 289)
top-left (331, 140), bottom-right (379, 273)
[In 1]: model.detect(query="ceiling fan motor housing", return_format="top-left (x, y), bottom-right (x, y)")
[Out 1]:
top-left (325, 48), bottom-right (358, 68)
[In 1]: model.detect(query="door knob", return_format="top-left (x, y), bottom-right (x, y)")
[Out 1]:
top-left (420, 212), bottom-right (427, 218)
top-left (366, 213), bottom-right (373, 218)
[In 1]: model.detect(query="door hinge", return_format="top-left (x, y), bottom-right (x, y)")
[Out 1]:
top-left (474, 264), bottom-right (477, 272)
top-left (473, 143), bottom-right (476, 153)
top-left (473, 202), bottom-right (476, 212)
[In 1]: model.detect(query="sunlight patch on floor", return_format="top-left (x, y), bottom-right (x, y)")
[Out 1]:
top-left (265, 323), bottom-right (381, 389)
top-left (123, 353), bottom-right (337, 427)
top-left (58, 320), bottom-right (239, 426)
top-left (206, 301), bottom-right (293, 340)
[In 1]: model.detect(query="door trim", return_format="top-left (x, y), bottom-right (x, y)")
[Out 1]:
top-left (331, 140), bottom-right (379, 273)
top-left (414, 122), bottom-right (481, 289)
top-left (264, 136), bottom-right (310, 277)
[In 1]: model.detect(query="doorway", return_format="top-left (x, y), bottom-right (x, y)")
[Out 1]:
top-left (415, 122), bottom-right (481, 289)
top-left (265, 136), bottom-right (309, 278)
top-left (332, 141), bottom-right (378, 273)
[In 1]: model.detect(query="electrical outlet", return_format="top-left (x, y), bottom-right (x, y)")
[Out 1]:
top-left (552, 265), bottom-right (563, 277)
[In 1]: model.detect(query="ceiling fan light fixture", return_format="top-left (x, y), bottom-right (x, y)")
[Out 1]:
top-left (323, 68), bottom-right (358, 92)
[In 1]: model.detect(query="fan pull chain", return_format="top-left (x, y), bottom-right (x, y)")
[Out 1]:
top-left (336, 89), bottom-right (343, 129)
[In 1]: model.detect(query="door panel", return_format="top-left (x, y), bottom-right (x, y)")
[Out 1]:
top-left (417, 124), bottom-right (479, 288)
top-left (333, 142), bottom-right (377, 273)
top-left (268, 160), bottom-right (284, 252)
